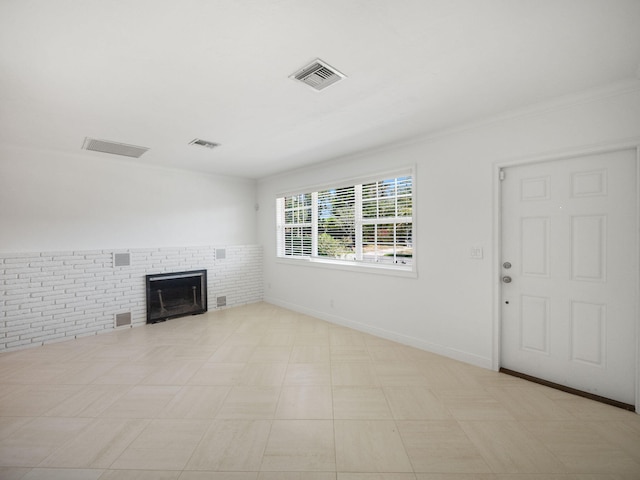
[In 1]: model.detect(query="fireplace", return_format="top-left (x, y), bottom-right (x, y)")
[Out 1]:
top-left (145, 269), bottom-right (207, 323)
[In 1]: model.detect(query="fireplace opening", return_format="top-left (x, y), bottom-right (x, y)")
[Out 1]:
top-left (145, 269), bottom-right (207, 324)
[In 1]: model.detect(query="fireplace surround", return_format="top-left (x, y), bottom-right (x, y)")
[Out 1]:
top-left (145, 269), bottom-right (207, 323)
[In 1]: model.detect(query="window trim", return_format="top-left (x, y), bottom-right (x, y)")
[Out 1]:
top-left (276, 167), bottom-right (417, 276)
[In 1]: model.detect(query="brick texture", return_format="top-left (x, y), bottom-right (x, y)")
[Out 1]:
top-left (0, 245), bottom-right (263, 351)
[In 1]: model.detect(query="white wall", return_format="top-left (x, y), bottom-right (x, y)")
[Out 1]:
top-left (0, 146), bottom-right (257, 252)
top-left (257, 81), bottom-right (640, 368)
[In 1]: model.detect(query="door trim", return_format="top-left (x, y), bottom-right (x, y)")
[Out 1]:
top-left (492, 138), bottom-right (640, 413)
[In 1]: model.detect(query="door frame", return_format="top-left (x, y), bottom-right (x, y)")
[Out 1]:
top-left (492, 139), bottom-right (640, 413)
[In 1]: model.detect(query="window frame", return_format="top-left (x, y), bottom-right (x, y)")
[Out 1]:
top-left (276, 168), bottom-right (417, 277)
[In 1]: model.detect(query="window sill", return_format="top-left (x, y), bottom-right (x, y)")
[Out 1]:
top-left (275, 256), bottom-right (418, 278)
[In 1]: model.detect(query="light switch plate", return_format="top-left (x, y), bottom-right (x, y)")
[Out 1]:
top-left (470, 246), bottom-right (483, 259)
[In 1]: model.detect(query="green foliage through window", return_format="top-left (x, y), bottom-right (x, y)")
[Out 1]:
top-left (277, 173), bottom-right (413, 269)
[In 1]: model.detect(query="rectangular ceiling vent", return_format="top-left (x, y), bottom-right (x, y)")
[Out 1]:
top-left (82, 137), bottom-right (149, 158)
top-left (189, 138), bottom-right (220, 149)
top-left (290, 59), bottom-right (346, 91)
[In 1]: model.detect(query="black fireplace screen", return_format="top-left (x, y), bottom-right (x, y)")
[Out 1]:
top-left (145, 269), bottom-right (207, 323)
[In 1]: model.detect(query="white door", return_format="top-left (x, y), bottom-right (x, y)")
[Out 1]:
top-left (500, 149), bottom-right (637, 405)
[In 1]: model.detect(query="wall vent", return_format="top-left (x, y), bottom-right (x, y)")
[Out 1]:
top-left (216, 248), bottom-right (226, 260)
top-left (189, 138), bottom-right (220, 149)
top-left (216, 296), bottom-right (227, 308)
top-left (115, 312), bottom-right (132, 328)
top-left (113, 252), bottom-right (131, 267)
top-left (290, 58), bottom-right (346, 91)
top-left (82, 137), bottom-right (149, 158)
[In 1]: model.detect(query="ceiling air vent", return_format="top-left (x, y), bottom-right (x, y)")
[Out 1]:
top-left (290, 58), bottom-right (346, 91)
top-left (82, 137), bottom-right (149, 158)
top-left (189, 138), bottom-right (220, 149)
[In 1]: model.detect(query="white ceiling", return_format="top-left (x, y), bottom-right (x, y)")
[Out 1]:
top-left (1, 0), bottom-right (639, 179)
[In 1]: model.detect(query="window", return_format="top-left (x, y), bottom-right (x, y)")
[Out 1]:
top-left (276, 172), bottom-right (414, 271)
top-left (281, 193), bottom-right (313, 257)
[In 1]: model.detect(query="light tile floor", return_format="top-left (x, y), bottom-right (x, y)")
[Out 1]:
top-left (1, 302), bottom-right (639, 479)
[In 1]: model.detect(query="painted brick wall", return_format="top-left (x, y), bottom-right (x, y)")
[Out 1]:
top-left (0, 245), bottom-right (263, 351)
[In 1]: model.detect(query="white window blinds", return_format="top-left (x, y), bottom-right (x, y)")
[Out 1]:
top-left (277, 171), bottom-right (413, 270)
top-left (277, 193), bottom-right (313, 257)
top-left (317, 186), bottom-right (356, 259)
top-left (360, 176), bottom-right (413, 265)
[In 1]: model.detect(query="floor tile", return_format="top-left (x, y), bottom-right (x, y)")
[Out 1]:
top-left (207, 345), bottom-right (256, 363)
top-left (334, 420), bottom-right (413, 473)
top-left (259, 333), bottom-right (296, 347)
top-left (397, 420), bottom-right (491, 473)
top-left (459, 420), bottom-right (567, 474)
top-left (99, 470), bottom-right (180, 479)
top-left (284, 363), bottom-right (331, 385)
top-left (414, 475), bottom-right (495, 480)
top-left (374, 363), bottom-right (427, 386)
top-left (180, 473), bottom-right (257, 480)
top-left (276, 386), bottom-right (333, 419)
top-left (44, 384), bottom-right (130, 417)
top-left (92, 363), bottom-right (157, 385)
top-left (521, 420), bottom-right (640, 474)
top-left (418, 365), bottom-right (467, 389)
top-left (367, 346), bottom-right (403, 362)
top-left (484, 386), bottom-right (574, 420)
top-left (553, 396), bottom-right (636, 420)
top-left (140, 360), bottom-right (204, 385)
top-left (159, 385), bottom-right (231, 418)
top-left (21, 468), bottom-right (104, 480)
top-left (261, 420), bottom-right (335, 471)
top-left (260, 473), bottom-right (335, 480)
top-left (239, 363), bottom-right (287, 386)
top-left (0, 362), bottom-right (74, 384)
top-left (295, 318), bottom-right (329, 335)
top-left (187, 363), bottom-right (245, 385)
top-left (0, 417), bottom-right (32, 441)
top-left (434, 388), bottom-right (515, 421)
top-left (331, 346), bottom-right (371, 363)
top-left (0, 466), bottom-right (31, 480)
top-left (333, 387), bottom-right (393, 420)
top-left (249, 346), bottom-right (292, 363)
top-left (338, 475), bottom-right (416, 480)
top-left (217, 386), bottom-right (280, 419)
top-left (329, 331), bottom-right (366, 347)
top-left (38, 418), bottom-right (149, 468)
top-left (0, 384), bottom-right (83, 416)
top-left (289, 346), bottom-right (330, 363)
top-left (383, 387), bottom-right (451, 420)
top-left (0, 417), bottom-right (93, 466)
top-left (587, 420), bottom-right (640, 464)
top-left (99, 385), bottom-right (181, 418)
top-left (224, 333), bottom-right (264, 346)
top-left (332, 363), bottom-right (379, 387)
top-left (293, 334), bottom-right (330, 347)
top-left (0, 383), bottom-right (25, 402)
top-left (51, 361), bottom-right (119, 384)
top-left (110, 419), bottom-right (209, 470)
top-left (185, 419), bottom-right (271, 471)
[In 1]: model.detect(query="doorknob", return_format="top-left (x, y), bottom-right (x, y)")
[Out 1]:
top-left (502, 276), bottom-right (512, 283)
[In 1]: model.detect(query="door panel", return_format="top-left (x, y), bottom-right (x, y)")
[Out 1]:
top-left (520, 295), bottom-right (550, 354)
top-left (521, 217), bottom-right (549, 276)
top-left (570, 300), bottom-right (605, 366)
top-left (501, 149), bottom-right (637, 405)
